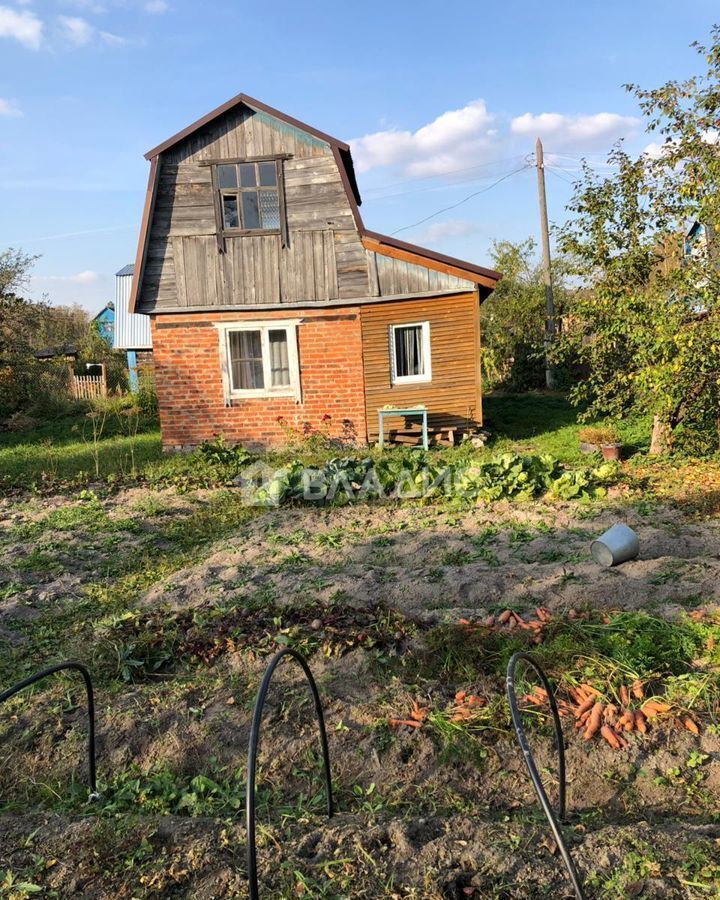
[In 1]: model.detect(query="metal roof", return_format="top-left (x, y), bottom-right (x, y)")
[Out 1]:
top-left (115, 263), bottom-right (134, 277)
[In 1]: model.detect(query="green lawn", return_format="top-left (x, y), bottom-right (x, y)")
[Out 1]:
top-left (0, 413), bottom-right (162, 487)
top-left (484, 392), bottom-right (651, 464)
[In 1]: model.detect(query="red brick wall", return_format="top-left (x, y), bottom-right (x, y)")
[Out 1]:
top-left (151, 308), bottom-right (367, 449)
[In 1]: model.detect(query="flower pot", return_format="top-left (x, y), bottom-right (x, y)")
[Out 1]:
top-left (601, 443), bottom-right (621, 461)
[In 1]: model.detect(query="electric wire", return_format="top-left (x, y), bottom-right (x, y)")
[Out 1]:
top-left (362, 154), bottom-right (529, 200)
top-left (0, 661), bottom-right (98, 800)
top-left (506, 652), bottom-right (585, 899)
top-left (390, 164), bottom-right (531, 236)
top-left (246, 648), bottom-right (333, 900)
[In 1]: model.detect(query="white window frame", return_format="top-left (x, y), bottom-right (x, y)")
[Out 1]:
top-left (215, 320), bottom-right (301, 403)
top-left (389, 321), bottom-right (432, 385)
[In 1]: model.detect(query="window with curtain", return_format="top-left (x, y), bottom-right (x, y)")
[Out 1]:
top-left (221, 322), bottom-right (300, 399)
top-left (390, 321), bottom-right (431, 384)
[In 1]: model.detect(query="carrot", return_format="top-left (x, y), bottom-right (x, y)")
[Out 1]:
top-left (631, 679), bottom-right (644, 700)
top-left (683, 716), bottom-right (700, 735)
top-left (576, 710), bottom-right (592, 728)
top-left (618, 710), bottom-right (634, 732)
top-left (580, 683), bottom-right (602, 698)
top-left (603, 704), bottom-right (619, 725)
top-left (634, 710), bottom-right (647, 734)
top-left (619, 685), bottom-right (629, 706)
top-left (455, 690), bottom-right (467, 702)
top-left (483, 615), bottom-right (495, 627)
top-left (388, 718), bottom-right (422, 728)
top-left (583, 703), bottom-right (604, 740)
top-left (536, 607), bottom-right (550, 622)
top-left (410, 702), bottom-right (428, 722)
top-left (600, 725), bottom-right (622, 749)
top-left (567, 687), bottom-right (585, 705)
top-left (497, 610), bottom-right (512, 625)
top-left (575, 697), bottom-right (595, 718)
top-left (642, 700), bottom-right (671, 718)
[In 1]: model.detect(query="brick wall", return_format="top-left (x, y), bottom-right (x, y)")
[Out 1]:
top-left (151, 308), bottom-right (367, 449)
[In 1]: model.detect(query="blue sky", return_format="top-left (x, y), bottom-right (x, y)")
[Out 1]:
top-left (0, 0), bottom-right (717, 313)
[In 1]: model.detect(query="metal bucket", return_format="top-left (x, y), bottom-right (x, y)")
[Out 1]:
top-left (591, 524), bottom-right (639, 567)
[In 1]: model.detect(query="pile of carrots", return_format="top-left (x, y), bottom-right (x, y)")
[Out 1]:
top-left (388, 690), bottom-right (487, 730)
top-left (450, 690), bottom-right (486, 722)
top-left (459, 607), bottom-right (559, 644)
top-left (388, 700), bottom-right (428, 730)
top-left (521, 679), bottom-right (700, 749)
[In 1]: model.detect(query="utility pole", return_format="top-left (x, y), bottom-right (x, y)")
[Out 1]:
top-left (535, 137), bottom-right (556, 390)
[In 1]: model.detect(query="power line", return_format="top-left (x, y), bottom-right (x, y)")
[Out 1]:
top-left (390, 164), bottom-right (531, 236)
top-left (545, 166), bottom-right (576, 185)
top-left (362, 154), bottom-right (528, 198)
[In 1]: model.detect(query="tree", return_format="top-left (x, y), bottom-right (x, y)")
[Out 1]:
top-left (556, 26), bottom-right (720, 454)
top-left (481, 238), bottom-right (571, 391)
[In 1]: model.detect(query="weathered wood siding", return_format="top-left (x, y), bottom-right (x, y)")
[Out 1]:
top-left (366, 251), bottom-right (473, 297)
top-left (137, 105), bottom-right (369, 312)
top-left (360, 293), bottom-right (482, 439)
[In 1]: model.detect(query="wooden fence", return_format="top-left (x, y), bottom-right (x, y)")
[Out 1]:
top-left (71, 364), bottom-right (107, 400)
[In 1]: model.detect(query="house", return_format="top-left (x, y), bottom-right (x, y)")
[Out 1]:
top-left (129, 93), bottom-right (501, 450)
top-left (113, 264), bottom-right (153, 391)
top-left (91, 302), bottom-right (115, 346)
top-left (684, 220), bottom-right (715, 261)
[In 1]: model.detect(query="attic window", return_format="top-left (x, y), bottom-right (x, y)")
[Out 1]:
top-left (215, 160), bottom-right (284, 235)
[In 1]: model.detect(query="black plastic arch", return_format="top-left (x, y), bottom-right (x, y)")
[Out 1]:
top-left (0, 661), bottom-right (98, 800)
top-left (506, 651), bottom-right (585, 900)
top-left (246, 647), bottom-right (333, 900)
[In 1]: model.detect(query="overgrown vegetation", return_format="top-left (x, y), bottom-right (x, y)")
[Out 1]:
top-left (556, 27), bottom-right (720, 454)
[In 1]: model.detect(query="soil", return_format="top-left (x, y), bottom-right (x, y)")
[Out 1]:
top-left (0, 486), bottom-right (718, 898)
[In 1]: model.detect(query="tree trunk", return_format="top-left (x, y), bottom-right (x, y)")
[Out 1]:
top-left (649, 414), bottom-right (671, 455)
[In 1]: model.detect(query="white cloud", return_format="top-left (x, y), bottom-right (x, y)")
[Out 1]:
top-left (511, 111), bottom-right (639, 149)
top-left (352, 102), bottom-right (642, 179)
top-left (57, 14), bottom-right (126, 46)
top-left (58, 14), bottom-right (93, 44)
top-left (42, 270), bottom-right (100, 284)
top-left (144, 0), bottom-right (169, 12)
top-left (351, 99), bottom-right (499, 177)
top-left (0, 98), bottom-right (22, 117)
top-left (98, 28), bottom-right (127, 45)
top-left (413, 219), bottom-right (481, 245)
top-left (0, 5), bottom-right (43, 49)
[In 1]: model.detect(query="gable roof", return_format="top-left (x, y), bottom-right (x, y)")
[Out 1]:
top-left (130, 94), bottom-right (501, 312)
top-left (116, 263), bottom-right (134, 277)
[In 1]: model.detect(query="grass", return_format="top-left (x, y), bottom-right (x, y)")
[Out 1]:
top-left (483, 392), bottom-right (651, 464)
top-left (0, 392), bottom-right (653, 494)
top-left (0, 409), bottom-right (161, 486)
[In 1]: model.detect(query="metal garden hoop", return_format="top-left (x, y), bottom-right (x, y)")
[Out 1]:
top-left (506, 651), bottom-right (585, 899)
top-left (246, 648), bottom-right (333, 900)
top-left (0, 660), bottom-right (98, 800)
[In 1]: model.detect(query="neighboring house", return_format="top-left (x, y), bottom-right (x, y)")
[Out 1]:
top-left (129, 92), bottom-right (501, 449)
top-left (113, 264), bottom-right (153, 391)
top-left (92, 302), bottom-right (115, 346)
top-left (684, 220), bottom-right (715, 262)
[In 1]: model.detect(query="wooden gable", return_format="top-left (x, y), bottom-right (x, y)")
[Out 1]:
top-left (131, 94), bottom-right (501, 315)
